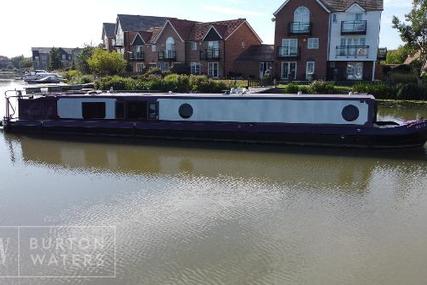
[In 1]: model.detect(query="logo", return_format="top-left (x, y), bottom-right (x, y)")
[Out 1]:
top-left (0, 226), bottom-right (116, 279)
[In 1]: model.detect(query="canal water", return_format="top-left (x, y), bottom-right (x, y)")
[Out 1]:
top-left (0, 80), bottom-right (427, 284)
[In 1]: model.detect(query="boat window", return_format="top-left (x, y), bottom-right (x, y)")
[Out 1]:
top-left (82, 102), bottom-right (106, 120)
top-left (127, 101), bottom-right (148, 120)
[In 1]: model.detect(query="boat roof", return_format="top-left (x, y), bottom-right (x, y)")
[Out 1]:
top-left (40, 92), bottom-right (376, 100)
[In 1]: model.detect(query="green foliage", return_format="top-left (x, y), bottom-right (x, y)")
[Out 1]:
top-left (10, 55), bottom-right (32, 69)
top-left (63, 69), bottom-right (94, 84)
top-left (393, 0), bottom-right (427, 78)
top-left (309, 81), bottom-right (336, 94)
top-left (76, 45), bottom-right (95, 74)
top-left (385, 45), bottom-right (412, 64)
top-left (352, 82), bottom-right (395, 99)
top-left (48, 48), bottom-right (63, 71)
top-left (95, 74), bottom-right (229, 93)
top-left (396, 83), bottom-right (427, 100)
top-left (87, 48), bottom-right (127, 76)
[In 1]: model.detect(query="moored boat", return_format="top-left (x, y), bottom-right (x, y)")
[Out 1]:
top-left (3, 90), bottom-right (427, 148)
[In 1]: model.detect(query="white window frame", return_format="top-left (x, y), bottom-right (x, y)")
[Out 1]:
top-left (307, 38), bottom-right (319, 49)
top-left (306, 61), bottom-right (315, 80)
top-left (281, 38), bottom-right (298, 56)
top-left (208, 62), bottom-right (219, 78)
top-left (281, 62), bottom-right (297, 80)
top-left (347, 62), bottom-right (363, 80)
top-left (152, 45), bottom-right (156, 52)
top-left (191, 62), bottom-right (201, 75)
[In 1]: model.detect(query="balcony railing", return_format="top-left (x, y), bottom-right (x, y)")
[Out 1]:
top-left (200, 49), bottom-right (221, 60)
top-left (158, 50), bottom-right (176, 61)
top-left (129, 52), bottom-right (144, 61)
top-left (341, 20), bottom-right (367, 34)
top-left (336, 45), bottom-right (370, 58)
top-left (277, 46), bottom-right (299, 59)
top-left (288, 22), bottom-right (312, 35)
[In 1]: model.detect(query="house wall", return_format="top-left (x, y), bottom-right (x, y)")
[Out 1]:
top-left (225, 22), bottom-right (262, 76)
top-left (155, 23), bottom-right (186, 63)
top-left (273, 0), bottom-right (330, 81)
top-left (328, 6), bottom-right (381, 61)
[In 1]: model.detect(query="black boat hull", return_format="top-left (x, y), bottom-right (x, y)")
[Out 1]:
top-left (4, 120), bottom-right (427, 149)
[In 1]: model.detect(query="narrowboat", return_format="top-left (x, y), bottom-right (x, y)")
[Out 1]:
top-left (3, 90), bottom-right (427, 148)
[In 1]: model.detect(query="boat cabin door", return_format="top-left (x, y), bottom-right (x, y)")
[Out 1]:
top-left (116, 101), bottom-right (158, 121)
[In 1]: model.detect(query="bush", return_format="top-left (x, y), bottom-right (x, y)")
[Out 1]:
top-left (95, 74), bottom-right (230, 93)
top-left (396, 84), bottom-right (427, 100)
top-left (352, 82), bottom-right (394, 99)
top-left (88, 48), bottom-right (127, 76)
top-left (309, 81), bottom-right (335, 94)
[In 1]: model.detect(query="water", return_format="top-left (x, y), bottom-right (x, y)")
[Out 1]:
top-left (0, 80), bottom-right (427, 284)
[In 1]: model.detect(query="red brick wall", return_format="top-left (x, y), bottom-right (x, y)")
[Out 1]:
top-left (155, 23), bottom-right (186, 63)
top-left (226, 22), bottom-right (262, 76)
top-left (274, 0), bottom-right (329, 80)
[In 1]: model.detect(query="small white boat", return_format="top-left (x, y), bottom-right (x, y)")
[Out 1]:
top-left (23, 70), bottom-right (63, 84)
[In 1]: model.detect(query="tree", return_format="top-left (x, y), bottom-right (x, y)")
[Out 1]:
top-left (393, 0), bottom-right (427, 83)
top-left (385, 45), bottom-right (411, 64)
top-left (87, 48), bottom-right (127, 76)
top-left (49, 48), bottom-right (63, 70)
top-left (10, 55), bottom-right (33, 70)
top-left (76, 45), bottom-right (95, 74)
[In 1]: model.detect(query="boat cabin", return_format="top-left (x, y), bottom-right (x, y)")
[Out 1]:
top-left (18, 93), bottom-right (376, 126)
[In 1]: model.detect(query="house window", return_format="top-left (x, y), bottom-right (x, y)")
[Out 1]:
top-left (281, 39), bottom-right (298, 56)
top-left (294, 6), bottom-right (310, 23)
top-left (306, 61), bottom-right (315, 80)
top-left (307, 38), bottom-right (319, 49)
top-left (191, 42), bottom-right (198, 51)
top-left (208, 62), bottom-right (219, 78)
top-left (347, 62), bottom-right (363, 80)
top-left (333, 14), bottom-right (337, 23)
top-left (136, 63), bottom-right (145, 73)
top-left (82, 102), bottom-right (106, 120)
top-left (62, 54), bottom-right (66, 60)
top-left (242, 41), bottom-right (246, 48)
top-left (158, 62), bottom-right (170, 72)
top-left (152, 45), bottom-right (156, 52)
top-left (191, 62), bottom-right (201, 74)
top-left (281, 62), bottom-right (297, 80)
top-left (355, 13), bottom-right (363, 21)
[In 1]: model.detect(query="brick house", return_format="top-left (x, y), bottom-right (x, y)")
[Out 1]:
top-left (273, 0), bottom-right (384, 81)
top-left (108, 14), bottom-right (262, 77)
top-left (102, 23), bottom-right (116, 51)
top-left (234, 45), bottom-right (274, 79)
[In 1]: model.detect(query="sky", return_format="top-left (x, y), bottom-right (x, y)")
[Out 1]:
top-left (0, 0), bottom-right (413, 58)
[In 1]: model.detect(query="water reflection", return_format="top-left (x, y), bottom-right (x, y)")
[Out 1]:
top-left (4, 134), bottom-right (427, 192)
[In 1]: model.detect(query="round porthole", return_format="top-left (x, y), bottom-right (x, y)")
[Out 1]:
top-left (342, 105), bottom-right (360, 122)
top-left (179, 103), bottom-right (193, 119)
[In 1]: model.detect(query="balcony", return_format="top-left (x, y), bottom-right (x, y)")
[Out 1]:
top-left (336, 45), bottom-right (370, 58)
top-left (129, 52), bottom-right (144, 61)
top-left (277, 46), bottom-right (299, 59)
top-left (288, 22), bottom-right (312, 35)
top-left (341, 20), bottom-right (367, 35)
top-left (200, 49), bottom-right (221, 60)
top-left (158, 50), bottom-right (176, 61)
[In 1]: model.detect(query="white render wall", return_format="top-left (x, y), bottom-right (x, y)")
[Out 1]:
top-left (158, 98), bottom-right (371, 125)
top-left (328, 5), bottom-right (382, 61)
top-left (57, 98), bottom-right (117, 119)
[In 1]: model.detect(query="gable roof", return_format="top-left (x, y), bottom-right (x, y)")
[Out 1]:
top-left (274, 0), bottom-right (383, 15)
top-left (117, 14), bottom-right (169, 32)
top-left (131, 33), bottom-right (145, 46)
top-left (102, 23), bottom-right (116, 39)
top-left (236, 45), bottom-right (274, 62)
top-left (322, 0), bottom-right (383, 11)
top-left (190, 19), bottom-right (248, 41)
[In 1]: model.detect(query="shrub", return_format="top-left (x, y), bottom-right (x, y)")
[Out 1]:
top-left (309, 80), bottom-right (335, 94)
top-left (352, 82), bottom-right (394, 99)
top-left (64, 70), bottom-right (82, 81)
top-left (396, 84), bottom-right (427, 100)
top-left (285, 83), bottom-right (300, 93)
